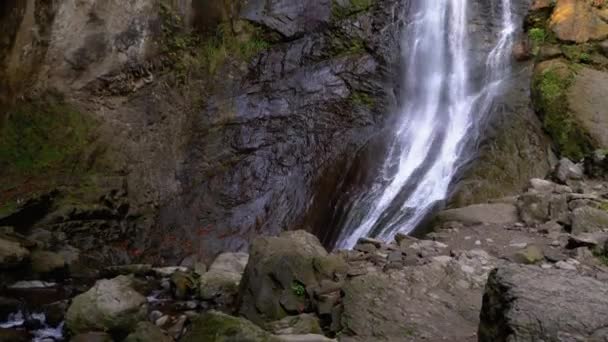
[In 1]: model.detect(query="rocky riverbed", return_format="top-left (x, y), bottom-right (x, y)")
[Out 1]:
top-left (2, 154), bottom-right (608, 341)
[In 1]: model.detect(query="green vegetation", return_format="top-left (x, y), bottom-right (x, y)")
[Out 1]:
top-left (0, 95), bottom-right (93, 180)
top-left (350, 91), bottom-right (374, 107)
top-left (528, 28), bottom-right (546, 46)
top-left (562, 44), bottom-right (594, 64)
top-left (160, 2), bottom-right (270, 83)
top-left (533, 64), bottom-right (592, 160)
top-left (593, 247), bottom-right (608, 266)
top-left (291, 282), bottom-right (306, 297)
top-left (528, 28), bottom-right (547, 56)
top-left (328, 35), bottom-right (367, 57)
top-left (332, 0), bottom-right (374, 20)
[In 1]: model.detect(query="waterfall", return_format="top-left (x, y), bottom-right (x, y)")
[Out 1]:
top-left (336, 0), bottom-right (516, 249)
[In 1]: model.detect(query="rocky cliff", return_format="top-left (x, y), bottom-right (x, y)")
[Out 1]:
top-left (0, 0), bottom-right (402, 265)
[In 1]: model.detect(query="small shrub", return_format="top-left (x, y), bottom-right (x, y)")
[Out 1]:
top-left (291, 282), bottom-right (306, 297)
top-left (528, 28), bottom-right (546, 45)
top-left (528, 28), bottom-right (546, 55)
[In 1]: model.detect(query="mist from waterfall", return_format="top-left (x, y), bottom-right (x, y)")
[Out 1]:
top-left (336, 0), bottom-right (516, 249)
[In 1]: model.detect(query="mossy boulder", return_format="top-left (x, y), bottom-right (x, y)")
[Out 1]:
top-left (239, 231), bottom-right (346, 325)
top-left (66, 275), bottom-right (148, 338)
top-left (181, 311), bottom-right (278, 342)
top-left (513, 245), bottom-right (545, 265)
top-left (531, 59), bottom-right (595, 160)
top-left (124, 322), bottom-right (172, 342)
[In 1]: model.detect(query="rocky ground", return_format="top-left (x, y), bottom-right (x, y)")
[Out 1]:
top-left (2, 154), bottom-right (608, 341)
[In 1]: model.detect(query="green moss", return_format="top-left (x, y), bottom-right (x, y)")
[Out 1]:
top-left (0, 95), bottom-right (94, 178)
top-left (350, 91), bottom-right (374, 107)
top-left (160, 2), bottom-right (270, 83)
top-left (182, 312), bottom-right (274, 342)
top-left (593, 248), bottom-right (608, 266)
top-left (529, 28), bottom-right (546, 45)
top-left (332, 0), bottom-right (373, 20)
top-left (562, 44), bottom-right (594, 64)
top-left (532, 64), bottom-right (592, 160)
top-left (327, 33), bottom-right (367, 57)
top-left (528, 28), bottom-right (546, 56)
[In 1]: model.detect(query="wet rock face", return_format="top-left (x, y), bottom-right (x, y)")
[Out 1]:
top-left (157, 0), bottom-right (402, 261)
top-left (241, 0), bottom-right (332, 38)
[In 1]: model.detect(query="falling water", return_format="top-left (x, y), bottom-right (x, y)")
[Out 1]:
top-left (336, 0), bottom-right (516, 249)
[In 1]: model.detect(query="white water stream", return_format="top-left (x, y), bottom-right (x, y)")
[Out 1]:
top-left (337, 0), bottom-right (516, 248)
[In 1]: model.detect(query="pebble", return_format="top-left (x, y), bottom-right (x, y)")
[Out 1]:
top-left (509, 242), bottom-right (528, 248)
top-left (155, 315), bottom-right (169, 327)
top-left (149, 310), bottom-right (163, 322)
top-left (556, 261), bottom-right (577, 271)
top-left (475, 240), bottom-right (481, 246)
top-left (541, 263), bottom-right (553, 269)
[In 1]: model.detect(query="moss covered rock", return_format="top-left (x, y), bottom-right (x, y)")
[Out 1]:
top-left (532, 59), bottom-right (593, 160)
top-left (124, 322), bottom-right (172, 342)
top-left (181, 311), bottom-right (278, 342)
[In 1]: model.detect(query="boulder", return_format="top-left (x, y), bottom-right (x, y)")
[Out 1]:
top-left (570, 206), bottom-right (608, 234)
top-left (512, 245), bottom-right (544, 264)
top-left (66, 275), bottom-right (148, 337)
top-left (434, 203), bottom-right (519, 227)
top-left (517, 192), bottom-right (550, 225)
top-left (239, 231), bottom-right (345, 325)
top-left (556, 158), bottom-right (583, 183)
top-left (567, 232), bottom-right (608, 249)
top-left (180, 311), bottom-right (278, 342)
top-left (240, 0), bottom-right (332, 38)
top-left (549, 0), bottom-right (608, 43)
top-left (479, 264), bottom-right (608, 341)
top-left (266, 314), bottom-right (322, 335)
top-left (0, 237), bottom-right (29, 269)
top-left (199, 252), bottom-right (249, 307)
top-left (531, 59), bottom-right (595, 161)
top-left (124, 322), bottom-right (172, 342)
top-left (567, 67), bottom-right (608, 151)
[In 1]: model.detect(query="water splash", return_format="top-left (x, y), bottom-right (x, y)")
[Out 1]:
top-left (337, 0), bottom-right (516, 249)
